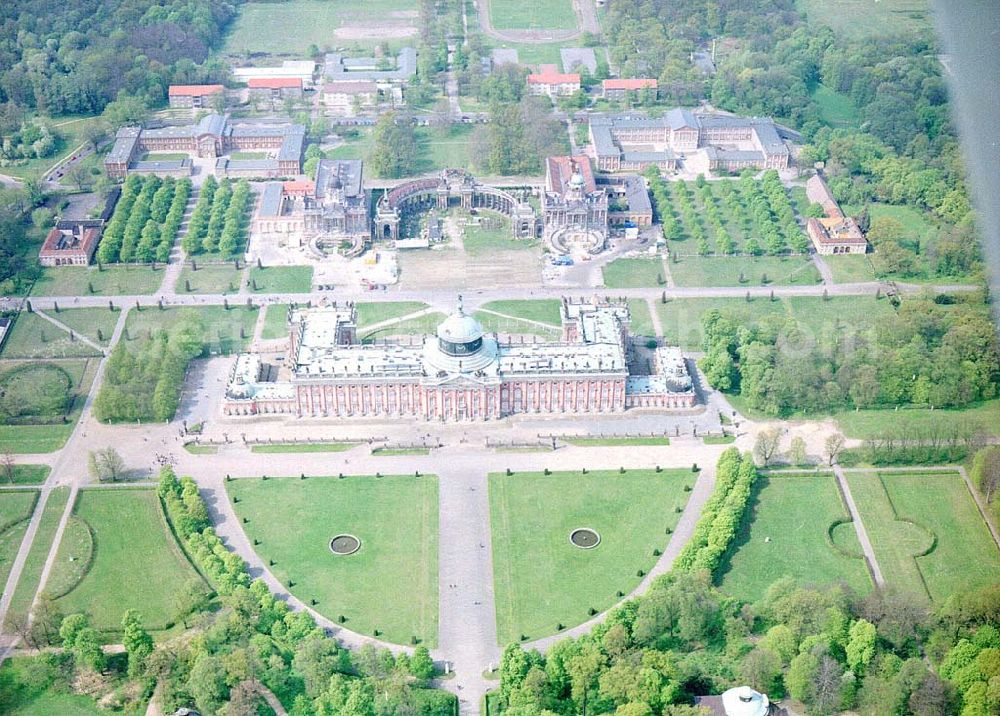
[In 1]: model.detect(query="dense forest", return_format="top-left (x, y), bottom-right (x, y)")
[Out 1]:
top-left (0, 0), bottom-right (236, 116)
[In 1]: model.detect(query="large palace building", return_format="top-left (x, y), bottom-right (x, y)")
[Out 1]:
top-left (222, 297), bottom-right (696, 420)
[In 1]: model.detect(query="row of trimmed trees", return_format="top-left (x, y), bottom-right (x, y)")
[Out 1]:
top-left (181, 176), bottom-right (252, 259)
top-left (96, 176), bottom-right (191, 264)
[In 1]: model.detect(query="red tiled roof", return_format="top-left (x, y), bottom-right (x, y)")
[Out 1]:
top-left (169, 84), bottom-right (225, 97)
top-left (282, 180), bottom-right (315, 195)
top-left (39, 227), bottom-right (101, 257)
top-left (603, 78), bottom-right (658, 90)
top-left (528, 73), bottom-right (581, 85)
top-left (546, 155), bottom-right (597, 195)
top-left (248, 77), bottom-right (303, 89)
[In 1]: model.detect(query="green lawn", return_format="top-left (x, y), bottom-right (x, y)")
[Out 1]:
top-left (223, 0), bottom-right (419, 54)
top-left (249, 265), bottom-right (313, 293)
top-left (1, 465), bottom-right (51, 485)
top-left (490, 469), bottom-right (692, 644)
top-left (250, 442), bottom-right (359, 453)
top-left (4, 487), bottom-right (70, 627)
top-left (230, 151), bottom-right (270, 160)
top-left (53, 489), bottom-right (205, 632)
top-left (627, 299), bottom-right (655, 336)
top-left (327, 130), bottom-right (374, 161)
top-left (354, 301), bottom-right (429, 329)
top-left (175, 263), bottom-right (244, 295)
top-left (668, 256), bottom-right (821, 288)
top-left (36, 308), bottom-right (119, 348)
top-left (261, 303), bottom-right (292, 339)
top-left (0, 359), bottom-right (97, 454)
top-left (30, 265), bottom-right (164, 297)
top-left (811, 83), bottom-right (860, 128)
top-left (602, 258), bottom-right (669, 288)
top-left (478, 300), bottom-right (561, 326)
top-left (0, 492), bottom-right (38, 590)
top-left (139, 151), bottom-right (190, 161)
top-left (717, 474), bottom-right (871, 602)
top-left (462, 218), bottom-right (539, 256)
top-left (835, 400), bottom-right (1000, 439)
top-left (0, 312), bottom-right (101, 359)
top-left (489, 0), bottom-right (577, 30)
top-left (847, 471), bottom-right (1000, 601)
top-left (370, 447), bottom-right (430, 456)
top-left (361, 312), bottom-right (447, 342)
top-left (823, 254), bottom-right (876, 283)
top-left (415, 125), bottom-right (477, 173)
top-left (473, 312), bottom-right (561, 338)
top-left (228, 474), bottom-right (439, 646)
top-left (0, 657), bottom-right (104, 716)
top-left (183, 443), bottom-right (218, 455)
top-left (490, 42), bottom-right (564, 66)
top-left (0, 114), bottom-right (103, 183)
top-left (798, 0), bottom-right (931, 37)
top-left (123, 306), bottom-right (259, 355)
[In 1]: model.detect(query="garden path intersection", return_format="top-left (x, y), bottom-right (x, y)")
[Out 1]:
top-left (0, 264), bottom-right (991, 715)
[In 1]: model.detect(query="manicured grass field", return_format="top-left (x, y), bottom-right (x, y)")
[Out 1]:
top-left (228, 474), bottom-right (439, 646)
top-left (798, 0), bottom-right (931, 37)
top-left (717, 474), bottom-right (871, 601)
top-left (602, 258), bottom-right (669, 289)
top-left (37, 308), bottom-right (119, 348)
top-left (704, 435), bottom-right (737, 445)
top-left (564, 437), bottom-right (670, 447)
top-left (123, 306), bottom-right (258, 355)
top-left (627, 299), bottom-right (655, 336)
top-left (811, 83), bottom-right (860, 128)
top-left (0, 312), bottom-right (102, 359)
top-left (30, 265), bottom-right (164, 296)
top-left (4, 487), bottom-right (69, 627)
top-left (371, 447), bottom-right (430, 456)
top-left (835, 400), bottom-right (1000, 439)
top-left (823, 254), bottom-right (876, 283)
top-left (223, 0), bottom-right (419, 54)
top-left (249, 265), bottom-right (313, 293)
top-left (0, 657), bottom-right (104, 716)
top-left (846, 471), bottom-right (1000, 602)
top-left (0, 465), bottom-right (51, 485)
top-left (0, 491), bottom-right (39, 588)
top-left (251, 442), bottom-right (359, 453)
top-left (668, 255), bottom-right (821, 288)
top-left (53, 489), bottom-right (205, 632)
top-left (354, 301), bottom-right (428, 329)
top-left (0, 359), bottom-right (97, 454)
top-left (415, 125), bottom-right (477, 173)
top-left (261, 303), bottom-right (292, 339)
top-left (462, 220), bottom-right (538, 256)
top-left (182, 443), bottom-right (218, 455)
top-left (361, 312), bottom-right (447, 342)
top-left (175, 263), bottom-right (244, 295)
top-left (473, 312), bottom-right (561, 338)
top-left (490, 469), bottom-right (692, 643)
top-left (479, 300), bottom-right (561, 326)
top-left (489, 0), bottom-right (577, 30)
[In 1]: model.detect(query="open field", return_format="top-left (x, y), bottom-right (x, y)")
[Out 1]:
top-left (490, 469), bottom-right (692, 643)
top-left (249, 265), bottom-right (313, 293)
top-left (0, 491), bottom-right (39, 590)
top-left (36, 308), bottom-right (118, 348)
top-left (489, 0), bottom-right (577, 30)
top-left (846, 471), bottom-right (1000, 601)
top-left (628, 299), bottom-right (654, 336)
top-left (668, 255), bottom-right (821, 288)
top-left (0, 359), bottom-right (97, 454)
top-left (30, 265), bottom-right (163, 297)
top-left (473, 312), bottom-right (561, 338)
top-left (175, 264), bottom-right (243, 295)
top-left (0, 312), bottom-right (102, 359)
top-left (824, 254), bottom-right (876, 283)
top-left (223, 0), bottom-right (419, 55)
top-left (4, 487), bottom-right (70, 627)
top-left (415, 125), bottom-right (477, 173)
top-left (261, 303), bottom-right (292, 339)
top-left (228, 474), bottom-right (439, 646)
top-left (602, 258), bottom-right (669, 289)
top-left (123, 306), bottom-right (259, 355)
top-left (462, 221), bottom-right (540, 256)
top-left (811, 83), bottom-right (860, 128)
top-left (354, 301), bottom-right (429, 330)
top-left (53, 489), bottom-right (205, 632)
top-left (834, 400), bottom-right (1000, 439)
top-left (798, 0), bottom-right (931, 37)
top-left (717, 474), bottom-right (871, 601)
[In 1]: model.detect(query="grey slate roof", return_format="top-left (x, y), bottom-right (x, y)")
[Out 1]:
top-left (106, 127), bottom-right (140, 164)
top-left (259, 182), bottom-right (284, 216)
top-left (315, 159), bottom-right (364, 199)
top-left (132, 158), bottom-right (191, 172)
top-left (324, 47), bottom-right (417, 81)
top-left (560, 48), bottom-right (597, 74)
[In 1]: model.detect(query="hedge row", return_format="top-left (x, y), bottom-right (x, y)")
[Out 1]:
top-left (674, 447), bottom-right (758, 574)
